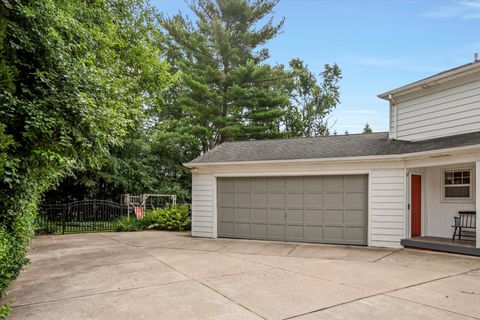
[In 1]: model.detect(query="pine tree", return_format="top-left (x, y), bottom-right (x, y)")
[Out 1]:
top-left (162, 0), bottom-right (288, 152)
top-left (363, 123), bottom-right (373, 133)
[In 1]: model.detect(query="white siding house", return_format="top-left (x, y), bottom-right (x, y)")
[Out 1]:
top-left (186, 60), bottom-right (480, 252)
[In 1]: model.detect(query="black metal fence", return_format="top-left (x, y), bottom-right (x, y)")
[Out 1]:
top-left (36, 200), bottom-right (133, 235)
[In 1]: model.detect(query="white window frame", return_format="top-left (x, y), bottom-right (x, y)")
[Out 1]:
top-left (442, 168), bottom-right (473, 202)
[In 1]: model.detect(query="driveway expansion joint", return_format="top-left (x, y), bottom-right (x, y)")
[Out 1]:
top-left (382, 293), bottom-right (480, 320)
top-left (283, 266), bottom-right (480, 320)
top-left (371, 248), bottom-right (401, 262)
top-left (10, 279), bottom-right (192, 309)
top-left (134, 246), bottom-right (268, 320)
top-left (286, 244), bottom-right (299, 256)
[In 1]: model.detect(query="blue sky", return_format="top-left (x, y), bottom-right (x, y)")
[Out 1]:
top-left (153, 0), bottom-right (480, 133)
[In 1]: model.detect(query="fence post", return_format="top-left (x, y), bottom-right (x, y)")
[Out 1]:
top-left (62, 204), bottom-right (67, 235)
top-left (93, 200), bottom-right (97, 232)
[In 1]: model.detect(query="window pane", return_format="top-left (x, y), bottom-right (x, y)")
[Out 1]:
top-left (445, 186), bottom-right (470, 198)
top-left (444, 170), bottom-right (471, 185)
top-left (445, 172), bottom-right (453, 184)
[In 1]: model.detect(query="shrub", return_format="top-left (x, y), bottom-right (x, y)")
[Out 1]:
top-left (34, 216), bottom-right (57, 235)
top-left (143, 205), bottom-right (191, 232)
top-left (114, 216), bottom-right (142, 232)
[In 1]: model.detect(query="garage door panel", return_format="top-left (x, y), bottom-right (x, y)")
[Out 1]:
top-left (324, 193), bottom-right (344, 207)
top-left (345, 176), bottom-right (367, 191)
top-left (304, 209), bottom-right (323, 224)
top-left (219, 207), bottom-right (234, 221)
top-left (324, 226), bottom-right (344, 241)
top-left (236, 193), bottom-right (250, 207)
top-left (268, 177), bottom-right (285, 191)
top-left (286, 193), bottom-right (303, 208)
top-left (252, 193), bottom-right (267, 207)
top-left (324, 209), bottom-right (344, 225)
top-left (286, 209), bottom-right (303, 224)
top-left (268, 193), bottom-right (285, 208)
top-left (251, 208), bottom-right (267, 223)
top-left (236, 178), bottom-right (251, 192)
top-left (286, 225), bottom-right (304, 241)
top-left (304, 177), bottom-right (324, 191)
top-left (267, 224), bottom-right (285, 240)
top-left (286, 177), bottom-right (304, 191)
top-left (251, 224), bottom-right (267, 238)
top-left (324, 176), bottom-right (344, 191)
top-left (268, 209), bottom-right (285, 224)
top-left (345, 227), bottom-right (366, 243)
top-left (304, 193), bottom-right (323, 208)
top-left (235, 223), bottom-right (250, 237)
top-left (345, 209), bottom-right (366, 226)
top-left (345, 192), bottom-right (366, 208)
top-left (304, 226), bottom-right (323, 242)
top-left (217, 175), bottom-right (367, 245)
top-left (218, 179), bottom-right (235, 191)
top-left (251, 178), bottom-right (268, 192)
top-left (219, 222), bottom-right (234, 236)
top-left (235, 208), bottom-right (250, 222)
top-left (219, 193), bottom-right (234, 207)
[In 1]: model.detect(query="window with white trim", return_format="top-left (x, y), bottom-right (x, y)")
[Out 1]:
top-left (443, 169), bottom-right (472, 199)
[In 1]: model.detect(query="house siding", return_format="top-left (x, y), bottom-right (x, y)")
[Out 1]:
top-left (394, 76), bottom-right (480, 141)
top-left (425, 164), bottom-right (476, 238)
top-left (191, 172), bottom-right (215, 237)
top-left (370, 168), bottom-right (406, 248)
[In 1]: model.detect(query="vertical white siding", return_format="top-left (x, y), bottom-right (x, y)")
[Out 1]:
top-left (370, 168), bottom-right (406, 248)
top-left (394, 78), bottom-right (480, 141)
top-left (425, 165), bottom-right (475, 238)
top-left (191, 172), bottom-right (214, 237)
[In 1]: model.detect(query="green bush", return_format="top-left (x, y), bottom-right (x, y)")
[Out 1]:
top-left (114, 216), bottom-right (142, 232)
top-left (34, 216), bottom-right (57, 235)
top-left (114, 205), bottom-right (191, 233)
top-left (143, 205), bottom-right (191, 231)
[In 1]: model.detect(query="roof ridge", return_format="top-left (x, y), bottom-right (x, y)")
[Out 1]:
top-left (222, 131), bottom-right (389, 144)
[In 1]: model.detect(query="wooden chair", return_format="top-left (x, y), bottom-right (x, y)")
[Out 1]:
top-left (452, 211), bottom-right (476, 241)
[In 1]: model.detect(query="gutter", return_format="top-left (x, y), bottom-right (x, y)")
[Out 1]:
top-left (183, 144), bottom-right (480, 168)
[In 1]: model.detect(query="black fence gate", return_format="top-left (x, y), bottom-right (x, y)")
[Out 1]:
top-left (36, 200), bottom-right (133, 235)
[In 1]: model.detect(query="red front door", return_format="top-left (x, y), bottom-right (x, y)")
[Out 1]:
top-left (411, 175), bottom-right (421, 237)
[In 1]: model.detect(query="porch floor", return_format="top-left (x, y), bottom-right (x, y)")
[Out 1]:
top-left (401, 236), bottom-right (480, 257)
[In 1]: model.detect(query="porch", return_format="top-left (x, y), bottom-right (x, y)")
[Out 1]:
top-left (405, 159), bottom-right (480, 254)
top-left (401, 236), bottom-right (480, 256)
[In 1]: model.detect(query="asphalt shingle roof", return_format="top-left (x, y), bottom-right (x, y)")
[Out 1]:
top-left (188, 131), bottom-right (480, 164)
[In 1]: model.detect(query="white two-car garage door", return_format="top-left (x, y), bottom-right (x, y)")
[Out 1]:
top-left (217, 175), bottom-right (368, 245)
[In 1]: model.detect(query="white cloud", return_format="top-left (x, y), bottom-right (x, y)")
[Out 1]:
top-left (423, 0), bottom-right (480, 19)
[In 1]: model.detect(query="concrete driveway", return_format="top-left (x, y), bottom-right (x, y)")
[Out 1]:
top-left (3, 232), bottom-right (480, 320)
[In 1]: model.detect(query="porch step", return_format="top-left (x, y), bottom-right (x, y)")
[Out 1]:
top-left (401, 238), bottom-right (480, 257)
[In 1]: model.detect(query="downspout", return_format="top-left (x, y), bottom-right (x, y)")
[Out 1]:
top-left (389, 94), bottom-right (398, 140)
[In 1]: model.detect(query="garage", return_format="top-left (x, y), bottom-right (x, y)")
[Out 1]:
top-left (217, 175), bottom-right (368, 245)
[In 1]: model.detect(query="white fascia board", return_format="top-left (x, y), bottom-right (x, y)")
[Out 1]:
top-left (378, 62), bottom-right (480, 100)
top-left (184, 144), bottom-right (480, 168)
